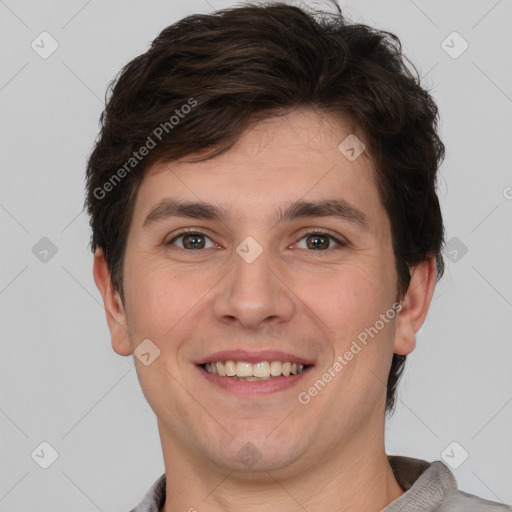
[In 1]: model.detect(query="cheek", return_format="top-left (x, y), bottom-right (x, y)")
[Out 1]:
top-left (123, 262), bottom-right (179, 337)
top-left (301, 261), bottom-right (385, 321)
top-left (298, 262), bottom-right (396, 360)
top-left (124, 260), bottom-right (219, 342)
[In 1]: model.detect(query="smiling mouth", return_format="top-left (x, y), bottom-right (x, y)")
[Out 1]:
top-left (201, 361), bottom-right (311, 381)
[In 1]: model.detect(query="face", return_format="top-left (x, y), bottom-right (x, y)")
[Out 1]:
top-left (97, 108), bottom-right (428, 476)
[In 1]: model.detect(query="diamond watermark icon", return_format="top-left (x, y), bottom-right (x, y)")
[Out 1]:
top-left (441, 441), bottom-right (469, 469)
top-left (236, 236), bottom-right (263, 264)
top-left (338, 134), bottom-right (365, 161)
top-left (31, 32), bottom-right (59, 59)
top-left (31, 441), bottom-right (59, 469)
top-left (441, 32), bottom-right (468, 59)
top-left (134, 339), bottom-right (161, 366)
top-left (444, 236), bottom-right (468, 263)
top-left (236, 442), bottom-right (263, 468)
top-left (32, 237), bottom-right (58, 263)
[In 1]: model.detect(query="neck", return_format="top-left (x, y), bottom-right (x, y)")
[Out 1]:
top-left (160, 424), bottom-right (405, 512)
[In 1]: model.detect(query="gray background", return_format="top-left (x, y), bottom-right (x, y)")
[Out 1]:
top-left (1, 0), bottom-right (511, 510)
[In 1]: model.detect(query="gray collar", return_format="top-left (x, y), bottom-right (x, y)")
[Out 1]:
top-left (383, 455), bottom-right (457, 511)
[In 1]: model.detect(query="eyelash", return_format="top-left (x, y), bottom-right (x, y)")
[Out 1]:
top-left (166, 228), bottom-right (348, 251)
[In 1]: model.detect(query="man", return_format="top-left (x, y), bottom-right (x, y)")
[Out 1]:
top-left (85, 1), bottom-right (511, 511)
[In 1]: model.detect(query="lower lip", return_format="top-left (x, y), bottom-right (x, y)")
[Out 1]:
top-left (197, 365), bottom-right (312, 396)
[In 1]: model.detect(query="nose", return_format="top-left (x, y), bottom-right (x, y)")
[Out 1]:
top-left (212, 242), bottom-right (295, 330)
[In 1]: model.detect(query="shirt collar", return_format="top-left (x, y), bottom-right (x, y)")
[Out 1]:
top-left (383, 455), bottom-right (458, 511)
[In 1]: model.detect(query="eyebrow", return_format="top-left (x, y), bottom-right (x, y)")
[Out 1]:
top-left (142, 198), bottom-right (371, 231)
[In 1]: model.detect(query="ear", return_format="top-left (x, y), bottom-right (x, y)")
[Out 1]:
top-left (92, 248), bottom-right (132, 356)
top-left (393, 254), bottom-right (437, 356)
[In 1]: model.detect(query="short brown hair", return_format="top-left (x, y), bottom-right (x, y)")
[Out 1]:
top-left (84, 1), bottom-right (446, 414)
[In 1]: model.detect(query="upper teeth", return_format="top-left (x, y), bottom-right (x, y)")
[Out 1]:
top-left (204, 361), bottom-right (305, 378)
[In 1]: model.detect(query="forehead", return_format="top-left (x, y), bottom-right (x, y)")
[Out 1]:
top-left (134, 108), bottom-right (384, 231)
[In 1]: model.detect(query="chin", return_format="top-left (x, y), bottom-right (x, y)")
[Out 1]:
top-left (211, 434), bottom-right (307, 474)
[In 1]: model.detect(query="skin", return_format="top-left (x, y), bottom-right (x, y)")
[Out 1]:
top-left (94, 107), bottom-right (436, 512)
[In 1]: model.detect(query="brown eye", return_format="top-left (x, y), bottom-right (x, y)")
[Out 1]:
top-left (305, 234), bottom-right (330, 250)
top-left (168, 232), bottom-right (215, 250)
top-left (182, 233), bottom-right (206, 249)
top-left (296, 231), bottom-right (345, 251)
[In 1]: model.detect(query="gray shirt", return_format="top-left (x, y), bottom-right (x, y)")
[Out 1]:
top-left (130, 455), bottom-right (512, 511)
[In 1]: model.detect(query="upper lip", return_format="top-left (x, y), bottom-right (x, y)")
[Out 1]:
top-left (195, 349), bottom-right (315, 366)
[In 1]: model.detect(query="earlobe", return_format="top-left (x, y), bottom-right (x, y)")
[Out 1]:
top-left (393, 254), bottom-right (437, 356)
top-left (92, 248), bottom-right (133, 356)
